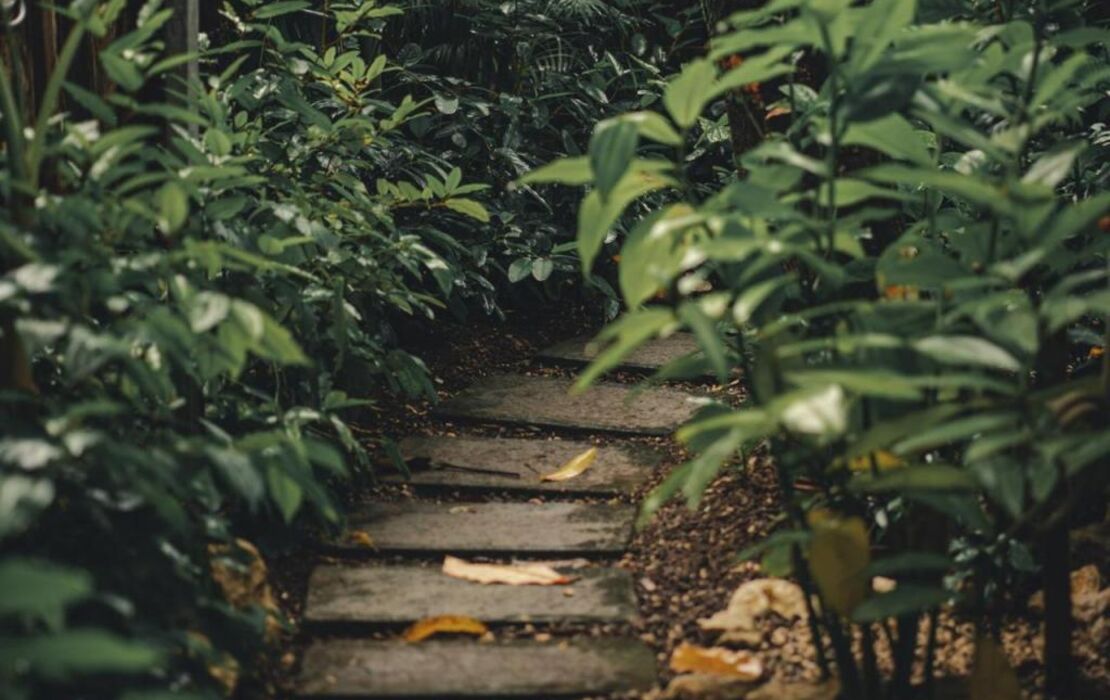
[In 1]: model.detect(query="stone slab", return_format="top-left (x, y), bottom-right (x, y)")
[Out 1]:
top-left (304, 564), bottom-right (637, 628)
top-left (539, 332), bottom-right (707, 373)
top-left (388, 435), bottom-right (657, 495)
top-left (434, 373), bottom-right (701, 436)
top-left (297, 638), bottom-right (658, 698)
top-left (336, 501), bottom-right (634, 556)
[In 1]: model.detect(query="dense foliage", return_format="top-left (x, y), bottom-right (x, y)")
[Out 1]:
top-left (0, 0), bottom-right (678, 697)
top-left (528, 0), bottom-right (1108, 696)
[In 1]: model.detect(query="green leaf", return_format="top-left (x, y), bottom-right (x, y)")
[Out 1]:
top-left (677, 302), bottom-right (729, 381)
top-left (590, 120), bottom-right (639, 198)
top-left (620, 111), bottom-right (682, 146)
top-left (517, 157), bottom-right (593, 186)
top-left (578, 166), bottom-right (675, 274)
top-left (267, 467), bottom-right (303, 523)
top-left (841, 114), bottom-right (931, 165)
top-left (156, 181), bottom-right (188, 235)
top-left (852, 584), bottom-right (950, 623)
top-left (508, 258), bottom-right (533, 283)
top-left (0, 559), bottom-right (92, 627)
top-left (852, 464), bottom-right (978, 493)
top-left (444, 198), bottom-right (490, 223)
top-left (100, 52), bottom-right (144, 92)
top-left (664, 59), bottom-right (717, 129)
top-left (785, 369), bottom-right (923, 401)
top-left (912, 335), bottom-right (1021, 372)
top-left (0, 629), bottom-right (162, 680)
top-left (865, 552), bottom-right (951, 577)
top-left (573, 308), bottom-right (677, 391)
top-left (254, 1), bottom-right (311, 19)
top-left (531, 258), bottom-right (554, 282)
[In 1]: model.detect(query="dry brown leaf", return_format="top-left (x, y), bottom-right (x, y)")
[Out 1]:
top-left (669, 643), bottom-right (763, 681)
top-left (660, 673), bottom-right (758, 699)
top-left (208, 653), bottom-right (241, 697)
top-left (403, 615), bottom-right (489, 643)
top-left (347, 530), bottom-right (375, 548)
top-left (699, 578), bottom-right (807, 645)
top-left (968, 636), bottom-right (1020, 700)
top-left (208, 539), bottom-right (282, 641)
top-left (442, 555), bottom-right (576, 585)
top-left (540, 447), bottom-right (598, 482)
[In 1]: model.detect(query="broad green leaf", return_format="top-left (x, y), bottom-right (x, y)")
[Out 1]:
top-left (0, 559), bottom-right (92, 627)
top-left (444, 198), bottom-right (490, 222)
top-left (156, 181), bottom-right (188, 235)
top-left (620, 111), bottom-right (682, 146)
top-left (852, 464), bottom-right (978, 493)
top-left (254, 1), bottom-right (311, 19)
top-left (590, 120), bottom-right (639, 198)
top-left (663, 59), bottom-right (717, 129)
top-left (267, 467), bottom-right (303, 523)
top-left (578, 166), bottom-right (676, 274)
top-left (775, 385), bottom-right (848, 438)
top-left (531, 258), bottom-right (554, 282)
top-left (518, 157), bottom-right (592, 186)
top-left (619, 205), bottom-right (699, 307)
top-left (573, 308), bottom-right (676, 390)
top-left (677, 302), bottom-right (729, 381)
top-left (841, 114), bottom-right (931, 165)
top-left (0, 629), bottom-right (162, 680)
top-left (507, 258), bottom-right (532, 283)
top-left (785, 369), bottom-right (923, 400)
top-left (912, 335), bottom-right (1021, 372)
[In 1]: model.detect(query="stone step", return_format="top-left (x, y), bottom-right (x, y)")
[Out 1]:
top-left (297, 638), bottom-right (658, 698)
top-left (434, 373), bottom-right (701, 436)
top-left (304, 564), bottom-right (637, 628)
top-left (539, 332), bottom-right (710, 375)
top-left (387, 435), bottom-right (658, 496)
top-left (334, 501), bottom-right (635, 557)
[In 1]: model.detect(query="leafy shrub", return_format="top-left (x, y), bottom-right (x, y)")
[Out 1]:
top-left (530, 0), bottom-right (1108, 695)
top-left (0, 1), bottom-right (501, 697)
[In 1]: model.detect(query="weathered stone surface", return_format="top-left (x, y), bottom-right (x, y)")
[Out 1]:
top-left (337, 501), bottom-right (635, 556)
top-left (540, 332), bottom-right (706, 373)
top-left (304, 564), bottom-right (637, 627)
top-left (434, 373), bottom-right (701, 435)
top-left (297, 638), bottom-right (658, 698)
top-left (388, 435), bottom-right (657, 495)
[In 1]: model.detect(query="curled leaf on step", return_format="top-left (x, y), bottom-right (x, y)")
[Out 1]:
top-left (347, 530), bottom-right (375, 548)
top-left (442, 555), bottom-right (577, 586)
top-left (669, 642), bottom-right (764, 681)
top-left (699, 578), bottom-right (807, 645)
top-left (540, 447), bottom-right (598, 482)
top-left (969, 636), bottom-right (1020, 700)
top-left (806, 509), bottom-right (871, 617)
top-left (403, 615), bottom-right (489, 643)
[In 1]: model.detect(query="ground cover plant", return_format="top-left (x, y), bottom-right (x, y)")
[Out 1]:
top-left (526, 0), bottom-right (1109, 696)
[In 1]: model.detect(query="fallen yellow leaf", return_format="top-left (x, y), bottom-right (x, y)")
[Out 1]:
top-left (348, 530), bottom-right (375, 548)
top-left (442, 556), bottom-right (577, 585)
top-left (403, 615), bottom-right (489, 643)
top-left (807, 509), bottom-right (870, 617)
top-left (969, 636), bottom-right (1020, 700)
top-left (669, 642), bottom-right (763, 681)
top-left (208, 538), bottom-right (282, 642)
top-left (540, 447), bottom-right (598, 482)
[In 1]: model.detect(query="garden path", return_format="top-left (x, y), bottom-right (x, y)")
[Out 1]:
top-left (295, 335), bottom-right (703, 698)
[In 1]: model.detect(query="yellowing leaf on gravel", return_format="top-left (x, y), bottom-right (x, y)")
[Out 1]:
top-left (540, 447), bottom-right (598, 482)
top-left (403, 615), bottom-right (489, 643)
top-left (806, 509), bottom-right (870, 617)
top-left (969, 636), bottom-right (1020, 700)
top-left (669, 642), bottom-right (764, 681)
top-left (442, 555), bottom-right (577, 586)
